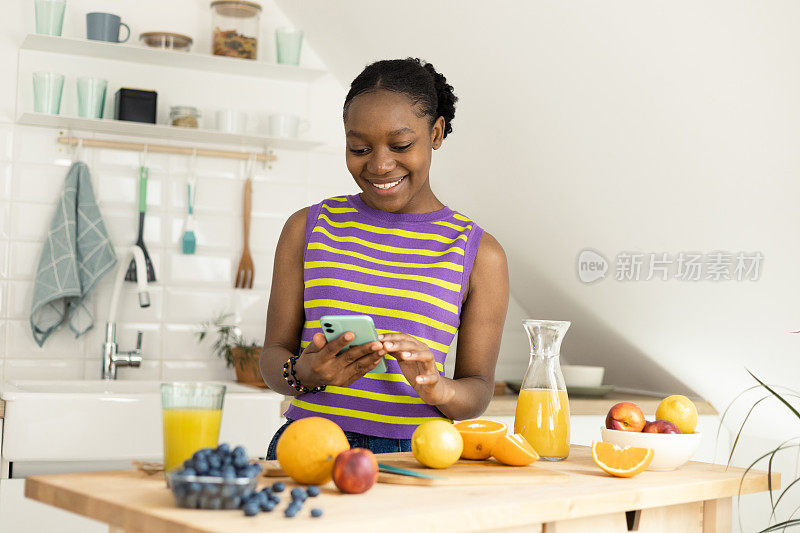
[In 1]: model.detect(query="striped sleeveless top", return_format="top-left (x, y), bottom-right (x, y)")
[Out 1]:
top-left (283, 194), bottom-right (484, 439)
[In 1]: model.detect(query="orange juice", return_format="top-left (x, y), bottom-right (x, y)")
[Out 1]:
top-left (514, 388), bottom-right (570, 460)
top-left (162, 408), bottom-right (222, 471)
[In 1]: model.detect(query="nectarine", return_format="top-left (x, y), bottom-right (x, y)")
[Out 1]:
top-left (332, 448), bottom-right (379, 494)
top-left (605, 402), bottom-right (646, 432)
top-left (643, 420), bottom-right (681, 434)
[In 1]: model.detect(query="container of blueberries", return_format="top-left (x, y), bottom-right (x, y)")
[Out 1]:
top-left (167, 444), bottom-right (263, 510)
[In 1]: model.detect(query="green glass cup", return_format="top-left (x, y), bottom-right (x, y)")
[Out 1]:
top-left (35, 0), bottom-right (66, 36)
top-left (77, 77), bottom-right (107, 119)
top-left (33, 72), bottom-right (64, 115)
top-left (161, 382), bottom-right (226, 472)
top-left (275, 27), bottom-right (303, 66)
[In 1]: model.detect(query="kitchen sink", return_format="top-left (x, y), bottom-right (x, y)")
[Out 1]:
top-left (1, 380), bottom-right (283, 463)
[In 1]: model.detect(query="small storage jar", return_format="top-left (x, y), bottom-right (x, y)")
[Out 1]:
top-left (170, 106), bottom-right (201, 128)
top-left (210, 1), bottom-right (261, 60)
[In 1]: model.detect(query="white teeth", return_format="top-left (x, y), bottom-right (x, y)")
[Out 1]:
top-left (373, 176), bottom-right (405, 190)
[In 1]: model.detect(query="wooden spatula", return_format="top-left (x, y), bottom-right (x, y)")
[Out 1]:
top-left (234, 177), bottom-right (254, 289)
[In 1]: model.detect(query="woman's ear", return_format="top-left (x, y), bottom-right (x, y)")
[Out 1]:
top-left (431, 116), bottom-right (445, 150)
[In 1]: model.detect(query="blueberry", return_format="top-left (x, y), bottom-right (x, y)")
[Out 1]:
top-left (202, 483), bottom-right (219, 496)
top-left (194, 458), bottom-right (209, 475)
top-left (261, 500), bottom-right (276, 512)
top-left (249, 463), bottom-right (263, 477)
top-left (208, 454), bottom-right (222, 470)
top-left (284, 506), bottom-right (299, 518)
top-left (243, 502), bottom-right (260, 516)
top-left (233, 455), bottom-right (249, 469)
top-left (269, 494), bottom-right (280, 505)
top-left (307, 485), bottom-right (320, 497)
top-left (217, 443), bottom-right (231, 455)
top-left (183, 459), bottom-right (194, 470)
top-left (271, 482), bottom-right (285, 493)
top-left (206, 497), bottom-right (222, 510)
top-left (172, 484), bottom-right (187, 498)
top-left (232, 446), bottom-right (247, 457)
top-left (181, 467), bottom-right (197, 477)
top-left (221, 465), bottom-right (236, 480)
top-left (310, 508), bottom-right (323, 518)
top-left (222, 455), bottom-right (233, 466)
top-left (186, 482), bottom-right (201, 494)
top-left (239, 487), bottom-right (254, 500)
top-left (207, 468), bottom-right (222, 478)
top-left (290, 488), bottom-right (307, 501)
top-left (257, 491), bottom-right (269, 505)
top-left (222, 496), bottom-right (240, 510)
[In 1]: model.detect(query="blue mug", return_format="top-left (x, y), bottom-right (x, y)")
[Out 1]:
top-left (86, 12), bottom-right (130, 43)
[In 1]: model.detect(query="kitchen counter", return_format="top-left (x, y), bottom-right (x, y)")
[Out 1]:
top-left (25, 446), bottom-right (774, 532)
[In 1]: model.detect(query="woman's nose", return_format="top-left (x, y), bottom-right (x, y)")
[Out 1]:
top-left (366, 148), bottom-right (396, 175)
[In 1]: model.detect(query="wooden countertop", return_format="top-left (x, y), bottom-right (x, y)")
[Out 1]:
top-left (25, 446), bottom-right (774, 532)
top-left (279, 392), bottom-right (717, 419)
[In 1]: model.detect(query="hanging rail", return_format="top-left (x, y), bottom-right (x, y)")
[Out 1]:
top-left (57, 135), bottom-right (276, 163)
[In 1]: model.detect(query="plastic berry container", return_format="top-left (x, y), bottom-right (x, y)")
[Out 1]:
top-left (167, 471), bottom-right (258, 509)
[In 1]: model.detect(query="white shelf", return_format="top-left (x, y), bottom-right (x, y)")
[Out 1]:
top-left (17, 113), bottom-right (326, 151)
top-left (20, 34), bottom-right (327, 82)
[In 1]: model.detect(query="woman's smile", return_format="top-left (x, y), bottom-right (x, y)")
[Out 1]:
top-left (367, 174), bottom-right (408, 193)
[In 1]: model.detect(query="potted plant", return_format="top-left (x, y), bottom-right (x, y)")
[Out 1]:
top-left (720, 370), bottom-right (800, 532)
top-left (198, 313), bottom-right (265, 388)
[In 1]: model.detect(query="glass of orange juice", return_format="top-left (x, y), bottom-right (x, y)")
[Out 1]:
top-left (514, 320), bottom-right (571, 461)
top-left (161, 382), bottom-right (226, 472)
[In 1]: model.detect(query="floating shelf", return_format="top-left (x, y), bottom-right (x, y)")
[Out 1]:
top-left (17, 113), bottom-right (326, 151)
top-left (20, 34), bottom-right (327, 82)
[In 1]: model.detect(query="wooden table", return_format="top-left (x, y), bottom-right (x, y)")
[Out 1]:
top-left (25, 446), bottom-right (776, 533)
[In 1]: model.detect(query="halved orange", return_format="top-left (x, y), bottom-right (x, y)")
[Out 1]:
top-left (454, 419), bottom-right (508, 460)
top-left (591, 441), bottom-right (654, 478)
top-left (491, 433), bottom-right (540, 466)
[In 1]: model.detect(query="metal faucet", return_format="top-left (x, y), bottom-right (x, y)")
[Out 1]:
top-left (102, 245), bottom-right (151, 380)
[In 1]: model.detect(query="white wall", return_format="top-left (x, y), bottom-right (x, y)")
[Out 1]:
top-left (0, 0), bottom-right (355, 381)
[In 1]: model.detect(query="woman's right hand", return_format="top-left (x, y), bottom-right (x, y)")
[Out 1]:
top-left (292, 332), bottom-right (386, 389)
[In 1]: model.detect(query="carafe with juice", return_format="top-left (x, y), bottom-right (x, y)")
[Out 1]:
top-left (161, 382), bottom-right (226, 472)
top-left (514, 319), bottom-right (571, 461)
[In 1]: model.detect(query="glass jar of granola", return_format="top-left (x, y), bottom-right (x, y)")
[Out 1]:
top-left (210, 1), bottom-right (261, 60)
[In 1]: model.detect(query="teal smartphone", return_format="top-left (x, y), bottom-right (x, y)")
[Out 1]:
top-left (319, 314), bottom-right (387, 374)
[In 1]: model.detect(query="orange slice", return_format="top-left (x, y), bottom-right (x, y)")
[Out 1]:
top-left (454, 419), bottom-right (508, 460)
top-left (591, 441), bottom-right (654, 478)
top-left (491, 433), bottom-right (540, 466)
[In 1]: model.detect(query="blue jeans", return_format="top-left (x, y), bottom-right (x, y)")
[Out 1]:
top-left (266, 418), bottom-right (412, 460)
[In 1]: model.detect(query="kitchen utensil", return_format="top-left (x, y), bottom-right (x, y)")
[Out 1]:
top-left (33, 72), bottom-right (64, 115)
top-left (567, 384), bottom-right (615, 398)
top-left (377, 463), bottom-right (443, 480)
top-left (35, 0), bottom-right (65, 36)
top-left (114, 88), bottom-right (157, 124)
top-left (234, 159), bottom-right (254, 288)
top-left (600, 427), bottom-right (702, 471)
top-left (261, 452), bottom-right (568, 486)
top-left (76, 77), bottom-right (107, 119)
top-left (161, 382), bottom-right (226, 472)
top-left (139, 32), bottom-right (193, 51)
top-left (275, 27), bottom-right (303, 65)
top-left (516, 320), bottom-right (571, 461)
top-left (181, 151), bottom-right (197, 255)
top-left (211, 1), bottom-right (261, 59)
top-left (561, 365), bottom-right (605, 388)
top-left (125, 155), bottom-right (156, 282)
top-left (268, 113), bottom-right (309, 138)
top-left (86, 12), bottom-right (130, 43)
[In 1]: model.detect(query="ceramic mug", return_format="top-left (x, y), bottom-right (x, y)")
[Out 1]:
top-left (268, 114), bottom-right (309, 138)
top-left (86, 12), bottom-right (130, 43)
top-left (216, 110), bottom-right (248, 134)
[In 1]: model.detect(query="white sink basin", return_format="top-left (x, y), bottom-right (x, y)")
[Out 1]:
top-left (1, 380), bottom-right (283, 462)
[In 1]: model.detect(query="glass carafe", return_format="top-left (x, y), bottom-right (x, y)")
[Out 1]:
top-left (514, 319), bottom-right (571, 461)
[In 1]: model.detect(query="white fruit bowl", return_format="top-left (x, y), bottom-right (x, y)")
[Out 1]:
top-left (600, 427), bottom-right (702, 471)
top-left (561, 365), bottom-right (605, 387)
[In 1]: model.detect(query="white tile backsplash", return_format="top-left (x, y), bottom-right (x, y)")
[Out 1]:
top-left (5, 359), bottom-right (85, 380)
top-left (6, 320), bottom-right (85, 358)
top-left (11, 163), bottom-right (67, 203)
top-left (7, 280), bottom-right (32, 318)
top-left (10, 202), bottom-right (53, 241)
top-left (162, 360), bottom-right (235, 382)
top-left (0, 241), bottom-right (8, 278)
top-left (9, 241), bottom-right (40, 279)
top-left (164, 288), bottom-right (232, 323)
top-left (0, 163), bottom-right (11, 198)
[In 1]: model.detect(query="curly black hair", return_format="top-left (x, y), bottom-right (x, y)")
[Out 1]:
top-left (343, 58), bottom-right (458, 138)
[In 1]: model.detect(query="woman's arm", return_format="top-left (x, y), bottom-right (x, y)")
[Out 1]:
top-left (383, 232), bottom-right (509, 419)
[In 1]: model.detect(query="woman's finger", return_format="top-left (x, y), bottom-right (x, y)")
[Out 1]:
top-left (321, 331), bottom-right (355, 357)
top-left (339, 341), bottom-right (385, 364)
top-left (415, 372), bottom-right (440, 386)
top-left (381, 339), bottom-right (423, 353)
top-left (395, 350), bottom-right (434, 362)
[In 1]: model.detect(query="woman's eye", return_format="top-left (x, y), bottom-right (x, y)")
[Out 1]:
top-left (393, 143), bottom-right (412, 151)
top-left (349, 148), bottom-right (369, 155)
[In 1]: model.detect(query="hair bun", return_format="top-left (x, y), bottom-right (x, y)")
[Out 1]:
top-left (420, 61), bottom-right (458, 138)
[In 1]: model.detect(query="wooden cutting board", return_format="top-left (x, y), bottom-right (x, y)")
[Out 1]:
top-left (260, 452), bottom-right (568, 486)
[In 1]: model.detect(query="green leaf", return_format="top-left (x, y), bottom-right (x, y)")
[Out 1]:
top-left (748, 369), bottom-right (800, 421)
top-left (756, 518), bottom-right (800, 532)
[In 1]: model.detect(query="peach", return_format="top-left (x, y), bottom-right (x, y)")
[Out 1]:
top-left (605, 402), bottom-right (646, 432)
top-left (332, 448), bottom-right (379, 494)
top-left (642, 420), bottom-right (682, 434)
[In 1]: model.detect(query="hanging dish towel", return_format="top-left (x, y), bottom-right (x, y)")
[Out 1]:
top-left (30, 161), bottom-right (117, 346)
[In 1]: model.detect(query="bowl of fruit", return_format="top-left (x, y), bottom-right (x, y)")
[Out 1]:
top-left (167, 444), bottom-right (265, 510)
top-left (600, 396), bottom-right (702, 471)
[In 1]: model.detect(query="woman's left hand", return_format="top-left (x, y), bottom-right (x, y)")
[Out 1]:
top-left (379, 333), bottom-right (455, 406)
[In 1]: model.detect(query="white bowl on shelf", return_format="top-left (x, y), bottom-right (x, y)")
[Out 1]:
top-left (561, 365), bottom-right (605, 388)
top-left (600, 427), bottom-right (702, 471)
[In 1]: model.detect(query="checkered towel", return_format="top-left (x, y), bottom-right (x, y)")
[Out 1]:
top-left (30, 161), bottom-right (117, 346)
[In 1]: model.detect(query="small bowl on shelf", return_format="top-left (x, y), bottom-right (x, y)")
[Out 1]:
top-left (600, 427), bottom-right (702, 471)
top-left (139, 32), bottom-right (194, 52)
top-left (561, 365), bottom-right (605, 388)
top-left (166, 470), bottom-right (258, 509)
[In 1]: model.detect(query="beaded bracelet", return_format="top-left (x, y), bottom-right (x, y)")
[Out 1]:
top-left (282, 354), bottom-right (326, 394)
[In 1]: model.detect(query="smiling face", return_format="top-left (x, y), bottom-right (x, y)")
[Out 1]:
top-left (345, 90), bottom-right (445, 214)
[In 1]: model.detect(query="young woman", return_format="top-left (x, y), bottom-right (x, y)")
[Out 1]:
top-left (261, 58), bottom-right (509, 458)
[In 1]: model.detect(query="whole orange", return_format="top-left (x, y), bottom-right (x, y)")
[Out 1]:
top-left (276, 417), bottom-right (350, 484)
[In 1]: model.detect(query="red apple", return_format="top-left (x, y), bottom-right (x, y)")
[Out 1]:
top-left (605, 402), bottom-right (646, 432)
top-left (332, 448), bottom-right (378, 494)
top-left (643, 420), bottom-right (682, 434)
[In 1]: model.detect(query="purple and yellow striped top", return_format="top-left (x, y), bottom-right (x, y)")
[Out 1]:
top-left (283, 194), bottom-right (484, 439)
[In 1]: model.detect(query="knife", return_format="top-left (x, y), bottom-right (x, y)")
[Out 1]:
top-left (377, 463), bottom-right (444, 480)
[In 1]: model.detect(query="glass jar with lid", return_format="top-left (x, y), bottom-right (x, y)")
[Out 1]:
top-left (210, 1), bottom-right (261, 60)
top-left (170, 106), bottom-right (201, 128)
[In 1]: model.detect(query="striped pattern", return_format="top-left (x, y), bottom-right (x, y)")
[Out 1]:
top-left (284, 194), bottom-right (484, 438)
